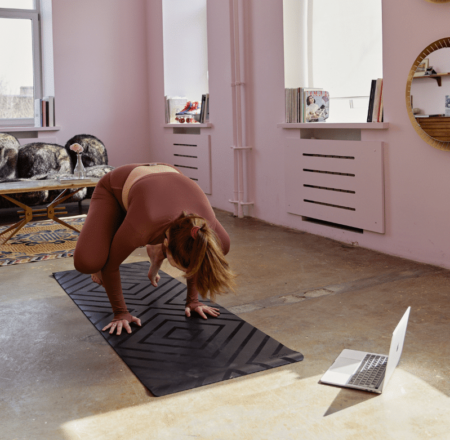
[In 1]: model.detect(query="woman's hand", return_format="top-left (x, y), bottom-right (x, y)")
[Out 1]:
top-left (185, 304), bottom-right (220, 320)
top-left (102, 315), bottom-right (142, 335)
top-left (146, 244), bottom-right (164, 287)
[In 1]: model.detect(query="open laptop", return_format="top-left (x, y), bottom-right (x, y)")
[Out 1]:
top-left (320, 307), bottom-right (411, 394)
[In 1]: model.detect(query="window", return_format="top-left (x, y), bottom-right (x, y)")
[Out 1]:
top-left (283, 0), bottom-right (383, 123)
top-left (162, 0), bottom-right (209, 104)
top-left (0, 0), bottom-right (50, 127)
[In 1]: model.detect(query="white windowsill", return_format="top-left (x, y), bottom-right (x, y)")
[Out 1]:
top-left (164, 123), bottom-right (213, 128)
top-left (278, 122), bottom-right (389, 129)
top-left (0, 126), bottom-right (61, 133)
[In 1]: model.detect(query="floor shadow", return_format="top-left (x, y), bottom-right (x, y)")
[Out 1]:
top-left (322, 385), bottom-right (378, 416)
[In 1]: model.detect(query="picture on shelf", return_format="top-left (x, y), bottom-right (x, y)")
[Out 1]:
top-left (414, 58), bottom-right (429, 77)
top-left (304, 90), bottom-right (329, 122)
top-left (166, 97), bottom-right (187, 123)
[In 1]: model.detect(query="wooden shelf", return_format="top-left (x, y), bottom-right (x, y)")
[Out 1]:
top-left (413, 73), bottom-right (450, 87)
top-left (278, 122), bottom-right (389, 129)
top-left (415, 116), bottom-right (450, 142)
top-left (0, 126), bottom-right (61, 133)
top-left (164, 123), bottom-right (212, 128)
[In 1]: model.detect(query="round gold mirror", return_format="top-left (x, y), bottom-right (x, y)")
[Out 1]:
top-left (406, 37), bottom-right (450, 150)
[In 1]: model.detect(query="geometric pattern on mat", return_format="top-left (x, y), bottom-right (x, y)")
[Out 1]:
top-left (0, 217), bottom-right (85, 266)
top-left (53, 261), bottom-right (304, 397)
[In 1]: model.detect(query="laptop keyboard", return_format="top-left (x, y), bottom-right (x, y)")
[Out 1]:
top-left (348, 354), bottom-right (387, 389)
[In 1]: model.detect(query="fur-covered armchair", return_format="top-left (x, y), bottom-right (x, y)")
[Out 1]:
top-left (0, 133), bottom-right (114, 209)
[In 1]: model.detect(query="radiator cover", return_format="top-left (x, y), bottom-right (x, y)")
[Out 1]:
top-left (165, 133), bottom-right (211, 194)
top-left (285, 139), bottom-right (385, 233)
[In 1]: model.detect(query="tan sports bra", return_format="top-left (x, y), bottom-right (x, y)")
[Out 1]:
top-left (122, 164), bottom-right (179, 210)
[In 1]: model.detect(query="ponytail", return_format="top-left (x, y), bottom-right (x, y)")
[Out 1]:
top-left (167, 212), bottom-right (236, 299)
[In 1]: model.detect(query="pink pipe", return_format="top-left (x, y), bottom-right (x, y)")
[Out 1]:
top-left (234, 0), bottom-right (244, 218)
top-left (229, 0), bottom-right (239, 216)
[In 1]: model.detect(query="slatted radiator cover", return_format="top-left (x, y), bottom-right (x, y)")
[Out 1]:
top-left (285, 139), bottom-right (385, 233)
top-left (165, 133), bottom-right (211, 194)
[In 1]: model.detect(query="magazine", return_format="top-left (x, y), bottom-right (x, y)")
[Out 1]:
top-left (304, 90), bottom-right (329, 122)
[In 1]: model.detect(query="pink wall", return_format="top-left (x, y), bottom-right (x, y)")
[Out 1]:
top-left (145, 0), bottom-right (450, 270)
top-left (52, 0), bottom-right (151, 165)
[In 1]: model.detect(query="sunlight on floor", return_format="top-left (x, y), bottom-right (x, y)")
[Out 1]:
top-left (60, 369), bottom-right (450, 440)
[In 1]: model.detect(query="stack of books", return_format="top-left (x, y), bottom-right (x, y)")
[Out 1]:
top-left (285, 88), bottom-right (330, 123)
top-left (34, 96), bottom-right (55, 127)
top-left (367, 79), bottom-right (383, 122)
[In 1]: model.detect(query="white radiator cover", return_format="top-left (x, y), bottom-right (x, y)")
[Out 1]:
top-left (165, 133), bottom-right (211, 194)
top-left (285, 139), bottom-right (385, 233)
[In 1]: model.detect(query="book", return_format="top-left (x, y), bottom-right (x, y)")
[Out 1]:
top-left (302, 88), bottom-right (323, 122)
top-left (167, 98), bottom-right (187, 123)
top-left (34, 99), bottom-right (42, 127)
top-left (43, 96), bottom-right (55, 127)
top-left (200, 94), bottom-right (206, 123)
top-left (367, 79), bottom-right (376, 122)
top-left (41, 99), bottom-right (47, 127)
top-left (379, 90), bottom-right (384, 123)
top-left (372, 78), bottom-right (383, 123)
top-left (164, 96), bottom-right (169, 123)
top-left (303, 89), bottom-right (329, 122)
top-left (376, 80), bottom-right (383, 122)
top-left (205, 93), bottom-right (209, 122)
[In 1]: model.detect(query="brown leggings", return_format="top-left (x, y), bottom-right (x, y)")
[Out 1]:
top-left (74, 165), bottom-right (135, 275)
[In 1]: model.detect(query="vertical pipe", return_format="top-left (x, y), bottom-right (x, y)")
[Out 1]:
top-left (229, 0), bottom-right (239, 216)
top-left (234, 0), bottom-right (244, 218)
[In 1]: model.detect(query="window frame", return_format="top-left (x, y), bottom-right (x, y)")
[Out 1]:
top-left (0, 0), bottom-right (42, 127)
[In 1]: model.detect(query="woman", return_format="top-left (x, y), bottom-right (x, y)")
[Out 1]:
top-left (74, 163), bottom-right (235, 336)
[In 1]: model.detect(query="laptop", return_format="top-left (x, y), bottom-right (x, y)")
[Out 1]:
top-left (320, 307), bottom-right (411, 394)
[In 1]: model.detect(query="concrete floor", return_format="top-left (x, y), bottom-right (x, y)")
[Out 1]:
top-left (1, 206), bottom-right (449, 440)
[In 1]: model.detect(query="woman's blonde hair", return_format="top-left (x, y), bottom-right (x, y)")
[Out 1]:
top-left (167, 212), bottom-right (236, 300)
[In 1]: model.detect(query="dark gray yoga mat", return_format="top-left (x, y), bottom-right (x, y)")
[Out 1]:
top-left (53, 261), bottom-right (304, 396)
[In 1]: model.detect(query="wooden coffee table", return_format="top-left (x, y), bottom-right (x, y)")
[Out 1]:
top-left (0, 178), bottom-right (99, 244)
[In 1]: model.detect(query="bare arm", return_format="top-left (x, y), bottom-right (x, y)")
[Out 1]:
top-left (100, 218), bottom-right (145, 322)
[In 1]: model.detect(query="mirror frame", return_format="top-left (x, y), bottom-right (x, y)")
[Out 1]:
top-left (425, 0), bottom-right (450, 3)
top-left (406, 37), bottom-right (450, 151)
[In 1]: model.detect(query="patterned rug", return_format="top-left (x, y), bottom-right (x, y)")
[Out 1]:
top-left (0, 216), bottom-right (85, 266)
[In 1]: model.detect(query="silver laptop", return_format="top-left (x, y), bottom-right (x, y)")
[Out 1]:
top-left (320, 307), bottom-right (411, 394)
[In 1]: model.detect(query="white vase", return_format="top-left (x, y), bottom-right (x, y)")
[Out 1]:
top-left (74, 153), bottom-right (86, 178)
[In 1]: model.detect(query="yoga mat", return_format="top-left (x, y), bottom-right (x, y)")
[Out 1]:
top-left (53, 261), bottom-right (304, 396)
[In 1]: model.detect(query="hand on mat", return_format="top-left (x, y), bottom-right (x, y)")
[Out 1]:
top-left (185, 304), bottom-right (220, 320)
top-left (146, 244), bottom-right (164, 287)
top-left (102, 316), bottom-right (142, 335)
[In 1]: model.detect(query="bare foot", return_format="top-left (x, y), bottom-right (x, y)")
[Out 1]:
top-left (146, 244), bottom-right (163, 287)
top-left (91, 271), bottom-right (103, 286)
